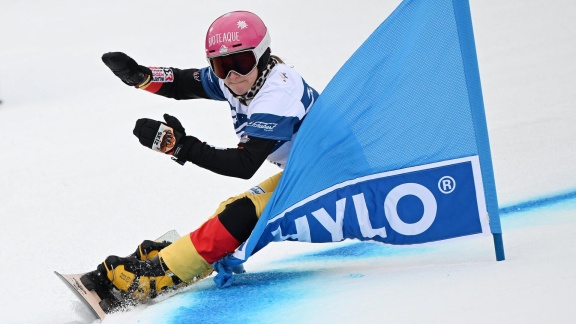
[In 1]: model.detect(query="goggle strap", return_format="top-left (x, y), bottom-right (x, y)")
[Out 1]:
top-left (252, 30), bottom-right (271, 63)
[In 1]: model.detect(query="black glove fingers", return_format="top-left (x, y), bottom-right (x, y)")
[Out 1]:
top-left (102, 52), bottom-right (151, 86)
top-left (163, 114), bottom-right (185, 134)
top-left (102, 52), bottom-right (137, 71)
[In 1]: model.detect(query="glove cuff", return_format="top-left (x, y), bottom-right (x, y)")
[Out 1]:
top-left (137, 74), bottom-right (152, 89)
top-left (171, 136), bottom-right (199, 166)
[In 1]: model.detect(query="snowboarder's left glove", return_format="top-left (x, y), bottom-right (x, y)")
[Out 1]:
top-left (133, 114), bottom-right (199, 165)
top-left (102, 52), bottom-right (151, 87)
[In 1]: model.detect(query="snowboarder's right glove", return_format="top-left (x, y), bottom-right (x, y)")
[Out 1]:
top-left (132, 114), bottom-right (200, 165)
top-left (102, 52), bottom-right (152, 87)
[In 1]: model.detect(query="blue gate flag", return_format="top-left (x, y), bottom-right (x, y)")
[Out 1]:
top-left (214, 0), bottom-right (504, 283)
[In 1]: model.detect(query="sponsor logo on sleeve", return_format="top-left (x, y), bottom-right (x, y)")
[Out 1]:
top-left (150, 68), bottom-right (174, 83)
top-left (247, 121), bottom-right (278, 131)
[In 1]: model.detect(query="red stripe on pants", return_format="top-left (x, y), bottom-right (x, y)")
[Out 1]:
top-left (189, 216), bottom-right (240, 264)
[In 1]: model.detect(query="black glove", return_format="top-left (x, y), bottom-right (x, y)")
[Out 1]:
top-left (102, 52), bottom-right (152, 87)
top-left (133, 114), bottom-right (197, 165)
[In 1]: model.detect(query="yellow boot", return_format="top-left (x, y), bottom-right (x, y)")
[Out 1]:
top-left (98, 255), bottom-right (185, 303)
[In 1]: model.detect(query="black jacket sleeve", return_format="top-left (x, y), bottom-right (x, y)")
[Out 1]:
top-left (143, 67), bottom-right (210, 100)
top-left (182, 136), bottom-right (278, 179)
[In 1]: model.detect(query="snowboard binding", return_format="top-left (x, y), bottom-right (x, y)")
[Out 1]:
top-left (79, 239), bottom-right (176, 314)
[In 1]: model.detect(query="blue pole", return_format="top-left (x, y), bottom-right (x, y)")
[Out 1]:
top-left (493, 233), bottom-right (505, 261)
top-left (452, 0), bottom-right (505, 261)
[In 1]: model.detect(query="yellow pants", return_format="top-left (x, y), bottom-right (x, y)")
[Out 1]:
top-left (159, 172), bottom-right (282, 282)
top-left (210, 172), bottom-right (282, 218)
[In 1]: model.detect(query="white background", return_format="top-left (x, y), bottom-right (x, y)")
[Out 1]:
top-left (1, 0), bottom-right (575, 323)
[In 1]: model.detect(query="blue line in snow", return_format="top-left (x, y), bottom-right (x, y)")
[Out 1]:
top-left (499, 190), bottom-right (576, 215)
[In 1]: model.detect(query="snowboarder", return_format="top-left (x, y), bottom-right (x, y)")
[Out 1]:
top-left (82, 10), bottom-right (319, 307)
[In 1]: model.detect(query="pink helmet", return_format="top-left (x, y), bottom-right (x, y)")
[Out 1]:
top-left (205, 11), bottom-right (271, 62)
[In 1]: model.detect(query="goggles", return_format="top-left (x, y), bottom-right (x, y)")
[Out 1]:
top-left (208, 49), bottom-right (258, 80)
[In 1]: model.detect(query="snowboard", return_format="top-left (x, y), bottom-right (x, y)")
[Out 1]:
top-left (55, 229), bottom-right (181, 320)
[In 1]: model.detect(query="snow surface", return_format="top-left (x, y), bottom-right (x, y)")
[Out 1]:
top-left (1, 0), bottom-right (575, 323)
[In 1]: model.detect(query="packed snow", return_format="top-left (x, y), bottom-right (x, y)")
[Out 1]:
top-left (0, 0), bottom-right (575, 323)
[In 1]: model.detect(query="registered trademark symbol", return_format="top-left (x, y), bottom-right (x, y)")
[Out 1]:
top-left (438, 176), bottom-right (456, 194)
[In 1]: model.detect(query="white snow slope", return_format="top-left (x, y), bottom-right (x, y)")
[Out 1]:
top-left (1, 0), bottom-right (575, 323)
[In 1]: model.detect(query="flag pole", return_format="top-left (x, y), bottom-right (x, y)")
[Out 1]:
top-left (453, 0), bottom-right (505, 261)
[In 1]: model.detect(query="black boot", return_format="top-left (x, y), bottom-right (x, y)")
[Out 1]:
top-left (129, 240), bottom-right (172, 261)
top-left (80, 267), bottom-right (124, 313)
